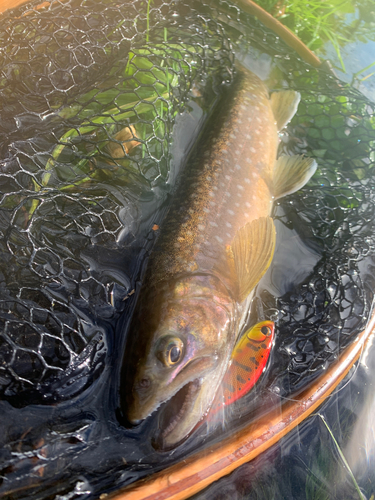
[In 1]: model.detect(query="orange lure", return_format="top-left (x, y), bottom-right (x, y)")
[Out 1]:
top-left (210, 320), bottom-right (275, 415)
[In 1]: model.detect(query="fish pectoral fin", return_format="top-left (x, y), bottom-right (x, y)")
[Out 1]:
top-left (273, 155), bottom-right (317, 199)
top-left (231, 217), bottom-right (276, 303)
top-left (270, 90), bottom-right (301, 130)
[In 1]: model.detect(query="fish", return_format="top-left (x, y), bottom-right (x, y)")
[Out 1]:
top-left (209, 320), bottom-right (275, 416)
top-left (121, 64), bottom-right (317, 450)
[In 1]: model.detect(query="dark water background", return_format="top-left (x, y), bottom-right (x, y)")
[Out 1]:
top-left (0, 0), bottom-right (375, 499)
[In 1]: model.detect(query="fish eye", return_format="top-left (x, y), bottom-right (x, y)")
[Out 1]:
top-left (167, 344), bottom-right (182, 365)
top-left (156, 337), bottom-right (184, 367)
top-left (260, 326), bottom-right (271, 336)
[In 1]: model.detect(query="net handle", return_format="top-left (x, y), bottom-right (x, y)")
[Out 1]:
top-left (0, 0), bottom-right (322, 66)
top-left (0, 0), bottom-right (52, 14)
top-left (0, 0), bottom-right (322, 70)
top-left (229, 0), bottom-right (322, 67)
top-left (108, 312), bottom-right (375, 500)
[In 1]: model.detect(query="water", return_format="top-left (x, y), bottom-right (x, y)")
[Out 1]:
top-left (1, 0), bottom-right (375, 499)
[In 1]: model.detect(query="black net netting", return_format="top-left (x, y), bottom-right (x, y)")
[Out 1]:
top-left (1, 0), bottom-right (375, 498)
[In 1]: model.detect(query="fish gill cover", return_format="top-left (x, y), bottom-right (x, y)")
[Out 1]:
top-left (0, 0), bottom-right (375, 498)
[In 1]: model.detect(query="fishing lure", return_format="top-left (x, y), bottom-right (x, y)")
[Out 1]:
top-left (210, 320), bottom-right (275, 415)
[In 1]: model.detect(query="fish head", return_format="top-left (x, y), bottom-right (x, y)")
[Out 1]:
top-left (123, 274), bottom-right (237, 449)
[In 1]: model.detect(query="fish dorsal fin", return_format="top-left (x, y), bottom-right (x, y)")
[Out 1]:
top-left (270, 90), bottom-right (300, 130)
top-left (273, 155), bottom-right (317, 199)
top-left (230, 217), bottom-right (276, 303)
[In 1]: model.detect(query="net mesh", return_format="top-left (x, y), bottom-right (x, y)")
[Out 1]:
top-left (1, 0), bottom-right (375, 497)
top-left (0, 0), bottom-right (234, 403)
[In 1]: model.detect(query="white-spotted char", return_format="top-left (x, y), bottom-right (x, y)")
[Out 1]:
top-left (122, 65), bottom-right (317, 450)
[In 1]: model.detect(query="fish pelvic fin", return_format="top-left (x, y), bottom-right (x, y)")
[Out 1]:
top-left (229, 217), bottom-right (276, 303)
top-left (270, 90), bottom-right (300, 130)
top-left (273, 155), bottom-right (317, 199)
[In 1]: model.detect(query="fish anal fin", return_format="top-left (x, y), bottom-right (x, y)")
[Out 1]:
top-left (273, 155), bottom-right (317, 199)
top-left (231, 217), bottom-right (276, 303)
top-left (270, 90), bottom-right (301, 130)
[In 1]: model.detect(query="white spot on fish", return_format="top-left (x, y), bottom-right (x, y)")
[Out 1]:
top-left (235, 164), bottom-right (241, 170)
top-left (237, 192), bottom-right (242, 198)
top-left (227, 209), bottom-right (235, 216)
top-left (255, 106), bottom-right (260, 111)
top-left (210, 221), bottom-right (218, 227)
top-left (203, 207), bottom-right (210, 213)
top-left (255, 130), bottom-right (260, 135)
top-left (245, 178), bottom-right (250, 184)
top-left (237, 119), bottom-right (242, 124)
top-left (246, 134), bottom-right (252, 139)
top-left (252, 172), bottom-right (258, 178)
top-left (226, 233), bottom-right (231, 238)
top-left (259, 141), bottom-right (264, 146)
top-left (246, 158), bottom-right (252, 164)
top-left (222, 150), bottom-right (228, 154)
top-left (256, 117), bottom-right (261, 122)
top-left (215, 235), bottom-right (224, 243)
top-left (245, 202), bottom-right (251, 208)
top-left (247, 117), bottom-right (252, 122)
top-left (209, 191), bottom-right (215, 197)
top-left (237, 185), bottom-right (244, 190)
top-left (226, 222), bottom-right (232, 228)
top-left (225, 175), bottom-right (231, 180)
top-left (250, 147), bottom-right (256, 153)
top-left (230, 133), bottom-right (236, 139)
top-left (235, 202), bottom-right (240, 207)
top-left (198, 224), bottom-right (205, 231)
top-left (225, 192), bottom-right (231, 197)
top-left (240, 105), bottom-right (246, 110)
top-left (209, 201), bottom-right (216, 207)
top-left (245, 213), bottom-right (249, 217)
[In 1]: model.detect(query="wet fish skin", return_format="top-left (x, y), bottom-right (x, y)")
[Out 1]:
top-left (147, 69), bottom-right (278, 284)
top-left (122, 65), bottom-right (317, 449)
top-left (125, 274), bottom-right (237, 445)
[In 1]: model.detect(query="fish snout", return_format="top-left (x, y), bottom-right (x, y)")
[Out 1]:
top-left (127, 375), bottom-right (154, 423)
top-left (134, 376), bottom-right (152, 394)
top-left (127, 416), bottom-right (143, 426)
top-left (126, 376), bottom-right (153, 426)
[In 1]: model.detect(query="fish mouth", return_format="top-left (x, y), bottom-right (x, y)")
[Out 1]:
top-left (153, 379), bottom-right (201, 450)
